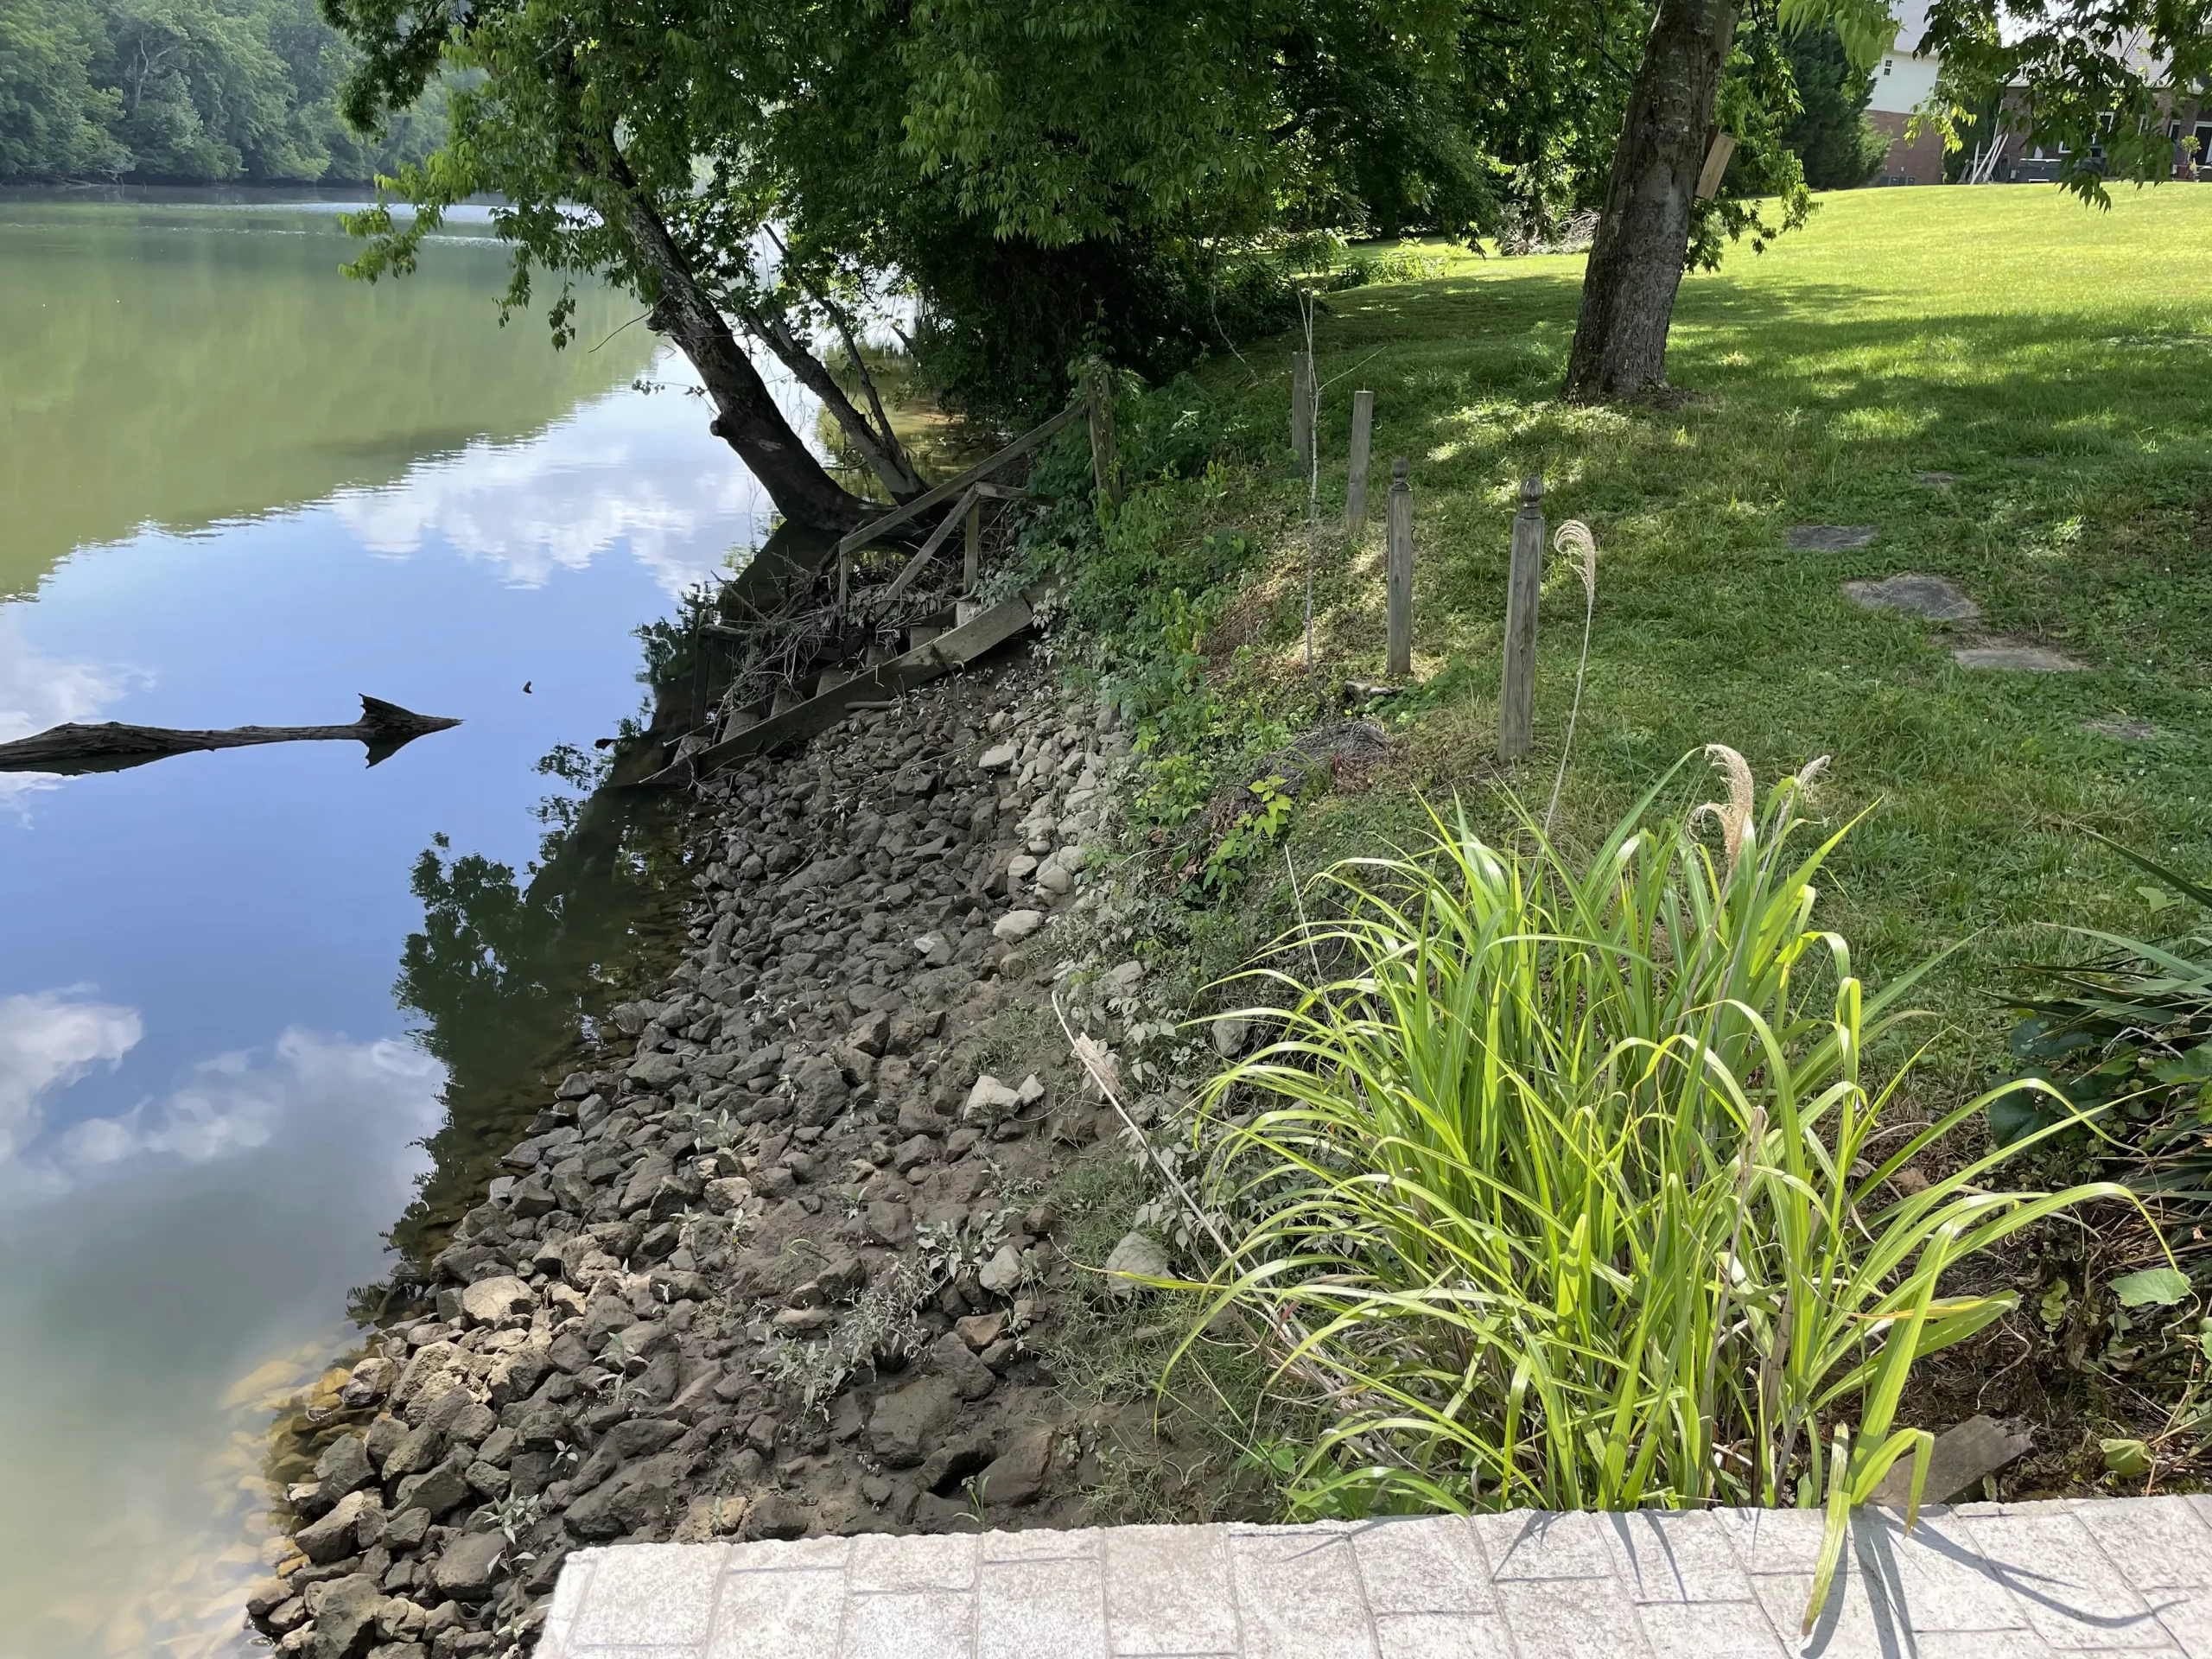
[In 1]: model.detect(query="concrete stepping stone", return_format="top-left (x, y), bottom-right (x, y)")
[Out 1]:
top-left (1844, 573), bottom-right (1980, 624)
top-left (2083, 715), bottom-right (2158, 741)
top-left (1954, 637), bottom-right (2087, 672)
top-left (1789, 524), bottom-right (1878, 550)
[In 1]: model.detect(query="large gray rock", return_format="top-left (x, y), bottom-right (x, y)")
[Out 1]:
top-left (562, 1450), bottom-right (689, 1539)
top-left (313, 1433), bottom-right (373, 1505)
top-left (1103, 1231), bottom-right (1171, 1297)
top-left (867, 1376), bottom-right (958, 1468)
top-left (391, 1458), bottom-right (471, 1519)
top-left (458, 1275), bottom-right (533, 1327)
top-left (977, 1244), bottom-right (1023, 1296)
top-left (791, 1053), bottom-right (848, 1126)
top-left (378, 1420), bottom-right (442, 1480)
top-left (571, 1417), bottom-right (687, 1494)
top-left (296, 1489), bottom-right (379, 1565)
top-left (625, 1051), bottom-right (683, 1090)
top-left (618, 1155), bottom-right (676, 1216)
top-left (429, 1530), bottom-right (508, 1601)
top-left (978, 1426), bottom-right (1054, 1507)
top-left (302, 1574), bottom-right (384, 1659)
top-left (929, 1332), bottom-right (997, 1402)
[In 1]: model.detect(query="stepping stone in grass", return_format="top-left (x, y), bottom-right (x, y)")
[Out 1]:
top-left (1913, 471), bottom-right (1961, 486)
top-left (2083, 715), bottom-right (2159, 741)
top-left (1953, 638), bottom-right (2087, 672)
top-left (1788, 524), bottom-right (1878, 550)
top-left (1843, 573), bottom-right (1981, 625)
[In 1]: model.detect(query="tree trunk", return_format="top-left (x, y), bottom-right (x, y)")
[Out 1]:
top-left (607, 184), bottom-right (872, 534)
top-left (1563, 0), bottom-right (1738, 402)
top-left (746, 306), bottom-right (925, 501)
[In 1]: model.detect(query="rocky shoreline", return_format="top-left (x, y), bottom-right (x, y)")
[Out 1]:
top-left (251, 652), bottom-right (1172, 1659)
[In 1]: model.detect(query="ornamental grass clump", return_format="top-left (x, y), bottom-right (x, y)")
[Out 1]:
top-left (1186, 749), bottom-right (2137, 1625)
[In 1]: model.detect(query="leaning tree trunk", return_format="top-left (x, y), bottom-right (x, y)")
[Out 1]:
top-left (607, 178), bottom-right (873, 535)
top-left (1563, 0), bottom-right (1739, 402)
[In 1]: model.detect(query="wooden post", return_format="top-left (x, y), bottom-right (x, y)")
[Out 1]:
top-left (1499, 476), bottom-right (1544, 760)
top-left (962, 498), bottom-right (982, 592)
top-left (1290, 351), bottom-right (1316, 472)
top-left (1345, 390), bottom-right (1375, 531)
top-left (1086, 357), bottom-right (1123, 511)
top-left (1385, 458), bottom-right (1413, 679)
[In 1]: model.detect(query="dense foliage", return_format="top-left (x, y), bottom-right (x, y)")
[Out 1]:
top-left (1783, 22), bottom-right (1888, 188)
top-left (1186, 761), bottom-right (2127, 1615)
top-left (0, 0), bottom-right (443, 181)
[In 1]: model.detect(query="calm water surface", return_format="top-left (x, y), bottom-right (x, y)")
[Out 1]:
top-left (0, 198), bottom-right (797, 1657)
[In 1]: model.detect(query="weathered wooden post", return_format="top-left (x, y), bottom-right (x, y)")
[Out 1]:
top-left (1345, 389), bottom-right (1375, 531)
top-left (1385, 458), bottom-right (1414, 678)
top-left (963, 498), bottom-right (982, 593)
top-left (1499, 476), bottom-right (1544, 760)
top-left (1290, 351), bottom-right (1316, 473)
top-left (1086, 357), bottom-right (1124, 511)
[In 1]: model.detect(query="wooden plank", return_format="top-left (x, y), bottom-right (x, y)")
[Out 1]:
top-left (878, 486), bottom-right (980, 607)
top-left (1345, 389), bottom-right (1375, 531)
top-left (963, 497), bottom-right (982, 593)
top-left (1498, 476), bottom-right (1544, 760)
top-left (835, 403), bottom-right (1084, 556)
top-left (676, 587), bottom-right (1046, 777)
top-left (1696, 132), bottom-right (1737, 200)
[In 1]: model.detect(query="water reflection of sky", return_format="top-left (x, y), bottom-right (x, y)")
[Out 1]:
top-left (329, 351), bottom-right (812, 593)
top-left (0, 336), bottom-right (785, 1656)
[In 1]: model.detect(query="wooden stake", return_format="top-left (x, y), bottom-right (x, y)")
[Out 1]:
top-left (963, 498), bottom-right (982, 593)
top-left (1086, 357), bottom-right (1123, 510)
top-left (1499, 476), bottom-right (1544, 760)
top-left (1345, 390), bottom-right (1375, 532)
top-left (1385, 458), bottom-right (1414, 679)
top-left (1290, 351), bottom-right (1316, 472)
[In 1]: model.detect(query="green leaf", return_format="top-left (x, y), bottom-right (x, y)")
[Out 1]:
top-left (1987, 1091), bottom-right (2061, 1148)
top-left (2101, 1437), bottom-right (2152, 1478)
top-left (2150, 1046), bottom-right (2212, 1087)
top-left (2108, 1268), bottom-right (2191, 1308)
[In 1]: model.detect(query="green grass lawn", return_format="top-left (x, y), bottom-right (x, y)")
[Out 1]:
top-left (1146, 185), bottom-right (2212, 1090)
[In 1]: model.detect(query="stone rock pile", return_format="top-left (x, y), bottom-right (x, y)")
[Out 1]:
top-left (251, 658), bottom-right (1160, 1659)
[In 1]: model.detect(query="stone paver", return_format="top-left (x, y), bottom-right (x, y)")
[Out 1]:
top-left (539, 1499), bottom-right (2210, 1659)
top-left (1953, 638), bottom-right (2088, 671)
top-left (1843, 573), bottom-right (1982, 624)
top-left (1789, 524), bottom-right (1880, 550)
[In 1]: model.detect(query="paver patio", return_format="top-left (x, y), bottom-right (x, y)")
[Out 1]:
top-left (534, 1497), bottom-right (2212, 1658)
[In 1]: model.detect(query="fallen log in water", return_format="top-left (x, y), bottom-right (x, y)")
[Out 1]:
top-left (0, 695), bottom-right (462, 775)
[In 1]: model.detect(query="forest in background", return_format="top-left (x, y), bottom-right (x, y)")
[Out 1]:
top-left (1, 0), bottom-right (445, 183)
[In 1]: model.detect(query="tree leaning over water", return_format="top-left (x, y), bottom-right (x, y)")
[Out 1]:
top-left (323, 0), bottom-right (1522, 531)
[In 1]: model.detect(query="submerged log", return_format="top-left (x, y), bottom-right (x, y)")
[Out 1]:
top-left (0, 696), bottom-right (461, 775)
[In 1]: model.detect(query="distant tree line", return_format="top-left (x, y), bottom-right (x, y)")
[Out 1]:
top-left (0, 0), bottom-right (445, 182)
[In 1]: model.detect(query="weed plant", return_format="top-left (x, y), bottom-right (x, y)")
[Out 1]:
top-left (1184, 750), bottom-right (2140, 1624)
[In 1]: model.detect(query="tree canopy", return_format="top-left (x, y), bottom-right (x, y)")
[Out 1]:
top-left (0, 0), bottom-right (446, 181)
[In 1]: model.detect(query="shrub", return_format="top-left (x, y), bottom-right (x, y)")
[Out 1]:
top-left (1999, 836), bottom-right (2212, 1204)
top-left (1179, 749), bottom-right (2136, 1627)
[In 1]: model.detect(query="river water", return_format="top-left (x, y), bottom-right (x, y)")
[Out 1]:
top-left (0, 194), bottom-right (797, 1657)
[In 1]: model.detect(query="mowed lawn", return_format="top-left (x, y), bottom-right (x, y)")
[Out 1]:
top-left (1179, 185), bottom-right (2212, 1081)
